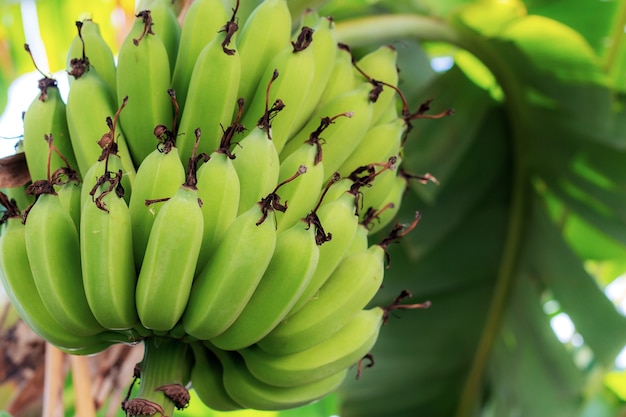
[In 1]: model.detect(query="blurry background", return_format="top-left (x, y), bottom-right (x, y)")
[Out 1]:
top-left (1, 0), bottom-right (626, 416)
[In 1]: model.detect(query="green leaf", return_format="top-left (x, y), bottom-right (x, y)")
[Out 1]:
top-left (402, 65), bottom-right (496, 204)
top-left (487, 275), bottom-right (585, 417)
top-left (523, 200), bottom-right (626, 366)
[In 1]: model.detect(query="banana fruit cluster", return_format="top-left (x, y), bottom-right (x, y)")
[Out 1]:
top-left (0, 0), bottom-right (434, 414)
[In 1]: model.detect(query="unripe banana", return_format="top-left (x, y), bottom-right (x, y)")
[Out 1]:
top-left (346, 217), bottom-right (371, 256)
top-left (231, 120), bottom-right (280, 215)
top-left (81, 150), bottom-right (132, 206)
top-left (258, 243), bottom-right (385, 355)
top-left (195, 103), bottom-right (243, 273)
top-left (56, 168), bottom-right (82, 230)
top-left (66, 54), bottom-right (136, 181)
top-left (359, 156), bottom-right (401, 219)
top-left (129, 150), bottom-right (184, 268)
top-left (317, 43), bottom-right (357, 108)
top-left (66, 19), bottom-right (116, 94)
top-left (81, 170), bottom-right (138, 330)
top-left (116, 10), bottom-right (173, 165)
top-left (22, 62), bottom-right (77, 182)
top-left (241, 307), bottom-right (383, 387)
top-left (260, 214), bottom-right (420, 355)
top-left (289, 187), bottom-right (360, 314)
top-left (2, 180), bottom-right (33, 214)
top-left (209, 344), bottom-right (348, 411)
top-left (129, 94), bottom-right (186, 270)
top-left (135, 130), bottom-right (204, 331)
top-left (366, 175), bottom-right (407, 235)
top-left (292, 13), bottom-right (337, 134)
top-left (240, 26), bottom-right (316, 153)
top-left (171, 0), bottom-right (228, 111)
top-left (24, 184), bottom-right (103, 336)
top-left (376, 94), bottom-right (400, 125)
top-left (0, 194), bottom-right (114, 352)
top-left (338, 117), bottom-right (406, 177)
top-left (274, 113), bottom-right (346, 233)
top-left (177, 6), bottom-right (241, 162)
top-left (209, 213), bottom-right (321, 351)
top-left (80, 99), bottom-right (134, 207)
top-left (183, 170), bottom-right (304, 340)
top-left (137, 0), bottom-right (181, 73)
top-left (281, 83), bottom-right (374, 181)
top-left (354, 45), bottom-right (399, 125)
top-left (190, 343), bottom-right (243, 411)
top-left (317, 175), bottom-right (352, 203)
top-left (236, 0), bottom-right (291, 109)
top-left (183, 203), bottom-right (277, 340)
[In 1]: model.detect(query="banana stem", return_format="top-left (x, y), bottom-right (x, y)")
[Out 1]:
top-left (122, 337), bottom-right (191, 417)
top-left (334, 14), bottom-right (466, 49)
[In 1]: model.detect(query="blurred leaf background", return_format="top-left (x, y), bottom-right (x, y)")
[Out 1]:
top-left (1, 0), bottom-right (626, 416)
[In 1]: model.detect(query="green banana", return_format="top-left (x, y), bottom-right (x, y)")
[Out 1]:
top-left (66, 19), bottom-right (116, 95)
top-left (317, 43), bottom-right (357, 109)
top-left (366, 174), bottom-right (407, 235)
top-left (353, 44), bottom-right (399, 125)
top-left (258, 243), bottom-right (385, 355)
top-left (137, 0), bottom-right (181, 73)
top-left (209, 211), bottom-right (321, 351)
top-left (23, 45), bottom-right (77, 182)
top-left (80, 99), bottom-right (134, 207)
top-left (183, 169), bottom-right (304, 340)
top-left (128, 92), bottom-right (186, 270)
top-left (376, 93), bottom-right (400, 125)
top-left (346, 216), bottom-right (372, 256)
top-left (316, 175), bottom-right (352, 203)
top-left (135, 129), bottom-right (204, 331)
top-left (80, 167), bottom-right (138, 330)
top-left (209, 344), bottom-right (348, 411)
top-left (66, 42), bottom-right (136, 181)
top-left (24, 181), bottom-right (103, 337)
top-left (236, 0), bottom-right (292, 109)
top-left (194, 101), bottom-right (243, 273)
top-left (240, 26), bottom-right (316, 153)
top-left (281, 82), bottom-right (374, 181)
top-left (81, 148), bottom-right (132, 206)
top-left (55, 167), bottom-right (82, 231)
top-left (292, 12), bottom-right (337, 135)
top-left (231, 99), bottom-right (280, 215)
top-left (241, 307), bottom-right (383, 387)
top-left (259, 213), bottom-right (421, 355)
top-left (176, 5), bottom-right (241, 162)
top-left (182, 200), bottom-right (278, 340)
top-left (274, 113), bottom-right (347, 233)
top-left (171, 0), bottom-right (228, 112)
top-left (1, 176), bottom-right (33, 214)
top-left (288, 184), bottom-right (360, 315)
top-left (116, 10), bottom-right (173, 166)
top-left (338, 117), bottom-right (406, 177)
top-left (0, 193), bottom-right (120, 352)
top-left (190, 343), bottom-right (243, 411)
top-left (359, 156), bottom-right (401, 221)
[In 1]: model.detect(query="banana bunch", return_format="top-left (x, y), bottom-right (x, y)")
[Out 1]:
top-left (0, 0), bottom-right (439, 414)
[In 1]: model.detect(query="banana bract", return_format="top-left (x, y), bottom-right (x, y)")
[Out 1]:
top-left (2, 0), bottom-right (438, 415)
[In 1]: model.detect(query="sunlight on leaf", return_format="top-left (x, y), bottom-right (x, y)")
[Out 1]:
top-left (499, 15), bottom-right (606, 85)
top-left (452, 0), bottom-right (526, 36)
top-left (453, 50), bottom-right (503, 100)
top-left (604, 370), bottom-right (626, 401)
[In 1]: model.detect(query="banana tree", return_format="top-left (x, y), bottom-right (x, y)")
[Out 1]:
top-left (0, 0), bottom-right (625, 416)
